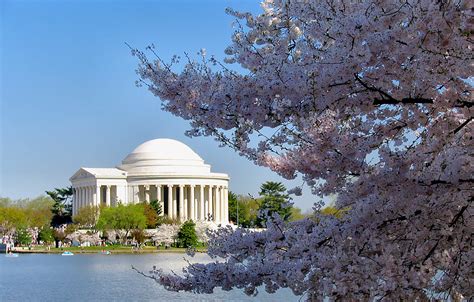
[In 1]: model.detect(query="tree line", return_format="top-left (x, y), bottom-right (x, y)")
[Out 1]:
top-left (228, 181), bottom-right (309, 227)
top-left (1, 181), bottom-right (323, 248)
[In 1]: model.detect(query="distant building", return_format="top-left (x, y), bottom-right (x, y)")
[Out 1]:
top-left (70, 139), bottom-right (229, 224)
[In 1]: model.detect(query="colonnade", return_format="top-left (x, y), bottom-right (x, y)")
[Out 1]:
top-left (72, 185), bottom-right (116, 216)
top-left (129, 184), bottom-right (228, 224)
top-left (72, 183), bottom-right (229, 224)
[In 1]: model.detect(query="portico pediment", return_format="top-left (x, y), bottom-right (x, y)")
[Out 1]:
top-left (69, 167), bottom-right (127, 181)
top-left (69, 168), bottom-right (95, 181)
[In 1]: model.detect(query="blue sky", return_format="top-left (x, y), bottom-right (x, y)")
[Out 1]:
top-left (1, 0), bottom-right (319, 210)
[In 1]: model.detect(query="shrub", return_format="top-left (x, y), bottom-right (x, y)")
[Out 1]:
top-left (176, 220), bottom-right (198, 248)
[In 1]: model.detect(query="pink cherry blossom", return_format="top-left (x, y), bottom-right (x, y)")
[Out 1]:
top-left (131, 0), bottom-right (473, 300)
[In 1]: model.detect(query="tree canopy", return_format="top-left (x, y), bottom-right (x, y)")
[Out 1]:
top-left (257, 181), bottom-right (292, 226)
top-left (133, 0), bottom-right (473, 300)
top-left (141, 202), bottom-right (159, 228)
top-left (46, 187), bottom-right (73, 226)
top-left (97, 204), bottom-right (147, 242)
top-left (0, 196), bottom-right (53, 235)
top-left (73, 205), bottom-right (100, 229)
top-left (227, 192), bottom-right (260, 227)
top-left (176, 220), bottom-right (198, 248)
top-left (16, 227), bottom-right (32, 246)
top-left (38, 227), bottom-right (54, 244)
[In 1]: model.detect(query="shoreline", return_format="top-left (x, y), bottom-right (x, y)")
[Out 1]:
top-left (10, 247), bottom-right (207, 255)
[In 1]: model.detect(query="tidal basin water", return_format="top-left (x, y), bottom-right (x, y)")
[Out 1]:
top-left (0, 253), bottom-right (300, 301)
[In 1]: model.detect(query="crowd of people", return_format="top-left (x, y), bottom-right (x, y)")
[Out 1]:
top-left (1, 235), bottom-right (15, 253)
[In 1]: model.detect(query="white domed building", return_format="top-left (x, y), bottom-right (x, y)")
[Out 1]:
top-left (70, 139), bottom-right (229, 224)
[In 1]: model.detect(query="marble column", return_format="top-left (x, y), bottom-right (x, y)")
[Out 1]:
top-left (204, 185), bottom-right (209, 221)
top-left (81, 187), bottom-right (84, 210)
top-left (76, 188), bottom-right (79, 214)
top-left (89, 186), bottom-right (92, 206)
top-left (87, 186), bottom-right (91, 207)
top-left (136, 185), bottom-right (140, 203)
top-left (83, 187), bottom-right (87, 208)
top-left (172, 186), bottom-right (177, 219)
top-left (167, 185), bottom-right (173, 218)
top-left (145, 185), bottom-right (150, 202)
top-left (83, 187), bottom-right (87, 207)
top-left (220, 186), bottom-right (225, 223)
top-left (76, 187), bottom-right (80, 211)
top-left (106, 185), bottom-right (111, 207)
top-left (224, 186), bottom-right (229, 223)
top-left (79, 187), bottom-right (82, 213)
top-left (179, 185), bottom-right (184, 221)
top-left (134, 185), bottom-right (139, 203)
top-left (86, 187), bottom-right (89, 207)
top-left (73, 188), bottom-right (77, 215)
top-left (112, 186), bottom-right (116, 206)
top-left (199, 185), bottom-right (205, 221)
top-left (190, 185), bottom-right (195, 221)
top-left (96, 185), bottom-right (100, 207)
top-left (219, 186), bottom-right (223, 223)
top-left (215, 186), bottom-right (221, 223)
top-left (83, 187), bottom-right (87, 209)
top-left (83, 187), bottom-right (86, 208)
top-left (210, 186), bottom-right (215, 221)
top-left (92, 186), bottom-right (95, 206)
top-left (183, 186), bottom-right (188, 219)
top-left (79, 187), bottom-right (82, 212)
top-left (193, 186), bottom-right (198, 220)
top-left (156, 185), bottom-right (163, 216)
top-left (72, 188), bottom-right (76, 216)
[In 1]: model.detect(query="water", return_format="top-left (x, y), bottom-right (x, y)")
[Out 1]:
top-left (0, 253), bottom-right (300, 301)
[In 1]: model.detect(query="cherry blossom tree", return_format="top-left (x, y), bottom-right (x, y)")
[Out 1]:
top-left (66, 230), bottom-right (101, 246)
top-left (131, 0), bottom-right (473, 300)
top-left (150, 224), bottom-right (180, 246)
top-left (194, 220), bottom-right (219, 242)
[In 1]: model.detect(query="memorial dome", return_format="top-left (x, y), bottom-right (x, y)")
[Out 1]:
top-left (119, 138), bottom-right (210, 175)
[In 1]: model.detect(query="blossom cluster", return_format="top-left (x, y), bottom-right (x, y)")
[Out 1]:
top-left (132, 0), bottom-right (473, 300)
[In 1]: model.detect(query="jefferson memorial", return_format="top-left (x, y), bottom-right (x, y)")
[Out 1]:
top-left (70, 139), bottom-right (229, 224)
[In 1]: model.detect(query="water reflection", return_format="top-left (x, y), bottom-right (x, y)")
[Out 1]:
top-left (0, 253), bottom-right (299, 302)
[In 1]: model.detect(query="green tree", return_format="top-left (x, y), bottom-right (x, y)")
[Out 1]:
top-left (320, 205), bottom-right (349, 219)
top-left (228, 191), bottom-right (239, 224)
top-left (73, 205), bottom-right (100, 228)
top-left (148, 199), bottom-right (181, 226)
top-left (257, 181), bottom-right (292, 227)
top-left (142, 202), bottom-right (158, 228)
top-left (16, 227), bottom-right (32, 246)
top-left (289, 207), bottom-right (306, 221)
top-left (46, 187), bottom-right (73, 226)
top-left (97, 204), bottom-right (147, 243)
top-left (24, 196), bottom-right (54, 228)
top-left (236, 195), bottom-right (261, 228)
top-left (176, 220), bottom-right (198, 248)
top-left (228, 192), bottom-right (261, 227)
top-left (0, 207), bottom-right (27, 235)
top-left (149, 199), bottom-right (163, 216)
top-left (0, 196), bottom-right (53, 235)
top-left (39, 227), bottom-right (54, 244)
